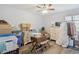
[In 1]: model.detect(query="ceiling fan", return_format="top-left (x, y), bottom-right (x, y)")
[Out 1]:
top-left (36, 4), bottom-right (55, 13)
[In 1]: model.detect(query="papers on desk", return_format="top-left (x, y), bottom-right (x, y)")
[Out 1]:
top-left (31, 33), bottom-right (41, 38)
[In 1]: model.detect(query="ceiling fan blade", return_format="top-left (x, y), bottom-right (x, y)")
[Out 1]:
top-left (36, 6), bottom-right (41, 8)
top-left (48, 8), bottom-right (55, 10)
top-left (43, 4), bottom-right (46, 6)
top-left (49, 4), bottom-right (52, 7)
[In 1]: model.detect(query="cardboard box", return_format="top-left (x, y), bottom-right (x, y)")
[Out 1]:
top-left (0, 24), bottom-right (11, 29)
top-left (20, 24), bottom-right (31, 27)
top-left (0, 29), bottom-right (11, 34)
top-left (0, 24), bottom-right (12, 34)
top-left (20, 23), bottom-right (31, 31)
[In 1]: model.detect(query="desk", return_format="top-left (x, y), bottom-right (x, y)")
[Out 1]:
top-left (31, 36), bottom-right (50, 53)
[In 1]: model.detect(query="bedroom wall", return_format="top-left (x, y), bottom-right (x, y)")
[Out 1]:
top-left (43, 8), bottom-right (79, 30)
top-left (0, 5), bottom-right (44, 30)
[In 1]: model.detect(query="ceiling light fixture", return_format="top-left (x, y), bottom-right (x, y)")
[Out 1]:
top-left (42, 10), bottom-right (48, 14)
top-left (36, 4), bottom-right (55, 14)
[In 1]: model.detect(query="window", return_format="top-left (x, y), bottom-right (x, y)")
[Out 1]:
top-left (65, 15), bottom-right (79, 32)
top-left (73, 15), bottom-right (79, 32)
top-left (74, 21), bottom-right (79, 32)
top-left (65, 16), bottom-right (73, 21)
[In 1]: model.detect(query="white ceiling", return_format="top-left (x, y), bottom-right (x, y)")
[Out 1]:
top-left (1, 4), bottom-right (79, 14)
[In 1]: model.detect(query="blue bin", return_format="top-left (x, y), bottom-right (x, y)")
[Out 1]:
top-left (17, 35), bottom-right (22, 47)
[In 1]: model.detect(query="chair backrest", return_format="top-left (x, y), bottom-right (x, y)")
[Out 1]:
top-left (36, 36), bottom-right (48, 44)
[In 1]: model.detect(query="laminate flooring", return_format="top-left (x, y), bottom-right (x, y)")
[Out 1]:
top-left (43, 41), bottom-right (79, 54)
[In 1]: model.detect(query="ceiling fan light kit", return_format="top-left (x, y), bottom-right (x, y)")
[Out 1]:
top-left (36, 4), bottom-right (55, 14)
top-left (42, 10), bottom-right (48, 14)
